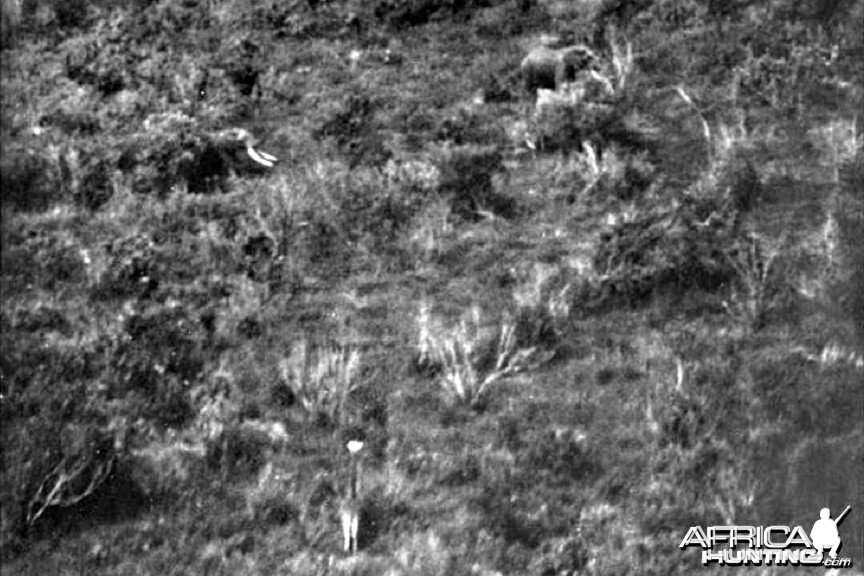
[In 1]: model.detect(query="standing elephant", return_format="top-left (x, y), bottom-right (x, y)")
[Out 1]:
top-left (521, 44), bottom-right (598, 94)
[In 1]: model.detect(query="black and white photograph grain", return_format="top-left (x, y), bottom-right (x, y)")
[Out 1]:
top-left (1, 0), bottom-right (863, 574)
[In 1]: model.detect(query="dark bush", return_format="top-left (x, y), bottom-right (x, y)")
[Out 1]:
top-left (9, 305), bottom-right (71, 335)
top-left (520, 427), bottom-right (599, 484)
top-left (1, 231), bottom-right (87, 293)
top-left (93, 234), bottom-right (161, 300)
top-left (268, 380), bottom-right (297, 409)
top-left (437, 452), bottom-right (481, 486)
top-left (0, 147), bottom-right (68, 212)
top-left (220, 39), bottom-right (264, 98)
top-left (120, 306), bottom-right (206, 382)
top-left (715, 152), bottom-right (764, 213)
top-left (535, 100), bottom-right (647, 158)
top-left (374, 0), bottom-right (493, 28)
top-left (433, 107), bottom-right (507, 146)
top-left (479, 72), bottom-right (515, 103)
top-left (436, 145), bottom-right (513, 219)
top-left (316, 94), bottom-right (390, 167)
top-left (65, 43), bottom-right (130, 96)
top-left (357, 486), bottom-right (409, 550)
top-left (255, 498), bottom-right (299, 527)
top-left (241, 233), bottom-right (276, 281)
top-left (39, 110), bottom-right (101, 135)
top-left (334, 174), bottom-right (419, 250)
top-left (73, 153), bottom-right (115, 211)
top-left (592, 196), bottom-right (738, 305)
top-left (656, 391), bottom-right (709, 448)
top-left (832, 196), bottom-right (864, 344)
top-left (513, 304), bottom-right (560, 352)
top-left (206, 425), bottom-right (269, 478)
top-left (1, 421), bottom-right (119, 540)
top-left (473, 484), bottom-right (544, 548)
top-left (579, 149), bottom-right (657, 201)
top-left (529, 536), bottom-right (589, 576)
top-left (839, 156), bottom-right (864, 199)
top-left (117, 130), bottom-right (196, 197)
top-left (53, 0), bottom-right (90, 29)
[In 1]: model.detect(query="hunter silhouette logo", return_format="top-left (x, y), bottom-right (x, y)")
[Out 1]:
top-left (680, 506), bottom-right (853, 568)
top-left (811, 506), bottom-right (849, 560)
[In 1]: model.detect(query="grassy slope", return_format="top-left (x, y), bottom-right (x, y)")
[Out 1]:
top-left (2, 1), bottom-right (863, 575)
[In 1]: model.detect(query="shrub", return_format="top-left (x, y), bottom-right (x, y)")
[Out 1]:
top-left (433, 106), bottom-right (507, 146)
top-left (327, 168), bottom-right (421, 261)
top-left (529, 536), bottom-right (589, 576)
top-left (65, 40), bottom-right (131, 97)
top-left (39, 109), bottom-right (101, 135)
top-left (52, 0), bottom-right (89, 29)
top-left (478, 70), bottom-right (515, 103)
top-left (1, 228), bottom-right (88, 294)
top-left (117, 114), bottom-right (199, 196)
top-left (1, 421), bottom-right (118, 538)
top-left (245, 463), bottom-right (299, 526)
top-left (129, 440), bottom-right (209, 501)
top-left (92, 233), bottom-right (161, 300)
top-left (520, 426), bottom-right (599, 484)
top-left (434, 144), bottom-right (513, 220)
top-left (316, 94), bottom-right (390, 167)
top-left (417, 302), bottom-right (542, 410)
top-left (218, 38), bottom-right (264, 99)
top-left (510, 262), bottom-right (572, 351)
top-left (278, 339), bottom-right (364, 426)
top-left (0, 145), bottom-right (69, 212)
top-left (72, 148), bottom-right (115, 210)
top-left (374, 0), bottom-right (493, 28)
top-left (205, 423), bottom-right (269, 478)
top-left (102, 305), bottom-right (204, 427)
top-left (537, 98), bottom-right (651, 160)
top-left (592, 188), bottom-right (739, 305)
top-left (565, 142), bottom-right (656, 200)
top-left (722, 232), bottom-right (789, 331)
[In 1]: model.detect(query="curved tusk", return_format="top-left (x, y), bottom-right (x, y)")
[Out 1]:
top-left (256, 149), bottom-right (278, 163)
top-left (247, 145), bottom-right (275, 167)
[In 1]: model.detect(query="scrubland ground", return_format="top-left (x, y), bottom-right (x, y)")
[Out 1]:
top-left (1, 0), bottom-right (863, 574)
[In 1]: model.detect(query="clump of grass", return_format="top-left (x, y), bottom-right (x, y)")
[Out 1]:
top-left (406, 199), bottom-right (454, 265)
top-left (205, 422), bottom-right (272, 479)
top-left (416, 302), bottom-right (542, 410)
top-left (563, 142), bottom-right (656, 200)
top-left (279, 338), bottom-right (363, 425)
top-left (433, 144), bottom-right (514, 220)
top-left (722, 232), bottom-right (788, 331)
top-left (511, 262), bottom-right (572, 351)
top-left (244, 462), bottom-right (299, 526)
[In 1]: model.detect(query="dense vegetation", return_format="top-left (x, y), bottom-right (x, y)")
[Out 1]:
top-left (2, 0), bottom-right (863, 574)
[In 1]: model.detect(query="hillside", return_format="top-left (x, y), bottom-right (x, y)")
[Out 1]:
top-left (1, 0), bottom-right (863, 574)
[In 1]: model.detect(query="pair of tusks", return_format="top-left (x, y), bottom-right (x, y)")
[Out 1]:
top-left (246, 145), bottom-right (278, 167)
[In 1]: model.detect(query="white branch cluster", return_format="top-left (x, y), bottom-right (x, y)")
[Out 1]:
top-left (280, 339), bottom-right (362, 422)
top-left (723, 233), bottom-right (784, 328)
top-left (26, 453), bottom-right (115, 527)
top-left (418, 302), bottom-right (539, 408)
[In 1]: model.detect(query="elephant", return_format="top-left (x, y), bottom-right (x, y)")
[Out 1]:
top-left (181, 129), bottom-right (278, 194)
top-left (521, 44), bottom-right (598, 94)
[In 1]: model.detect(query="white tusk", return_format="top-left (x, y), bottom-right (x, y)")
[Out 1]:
top-left (256, 149), bottom-right (278, 163)
top-left (247, 146), bottom-right (275, 167)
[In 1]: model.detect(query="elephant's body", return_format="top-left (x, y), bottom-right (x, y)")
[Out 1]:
top-left (521, 44), bottom-right (597, 94)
